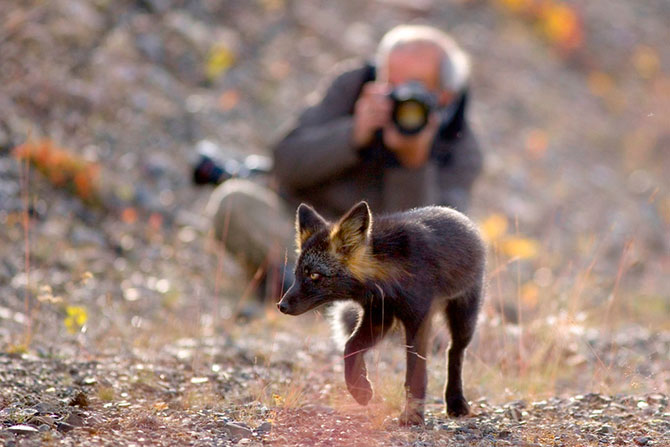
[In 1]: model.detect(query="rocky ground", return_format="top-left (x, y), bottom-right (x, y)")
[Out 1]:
top-left (1, 323), bottom-right (669, 446)
top-left (1, 0), bottom-right (669, 445)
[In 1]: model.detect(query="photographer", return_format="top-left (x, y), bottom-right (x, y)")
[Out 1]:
top-left (207, 25), bottom-right (483, 300)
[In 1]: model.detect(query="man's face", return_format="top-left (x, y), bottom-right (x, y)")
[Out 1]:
top-left (383, 44), bottom-right (453, 106)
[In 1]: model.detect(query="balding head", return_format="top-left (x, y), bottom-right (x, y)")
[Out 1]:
top-left (376, 25), bottom-right (470, 94)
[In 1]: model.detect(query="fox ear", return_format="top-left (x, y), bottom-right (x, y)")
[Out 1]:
top-left (331, 201), bottom-right (372, 256)
top-left (296, 203), bottom-right (327, 250)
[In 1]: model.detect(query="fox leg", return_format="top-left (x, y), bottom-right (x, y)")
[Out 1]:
top-left (399, 316), bottom-right (431, 425)
top-left (444, 284), bottom-right (481, 417)
top-left (344, 300), bottom-right (393, 406)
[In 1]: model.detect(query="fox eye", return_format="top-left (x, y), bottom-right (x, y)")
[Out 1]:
top-left (309, 272), bottom-right (321, 281)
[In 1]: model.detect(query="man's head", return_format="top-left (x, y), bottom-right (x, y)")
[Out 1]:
top-left (375, 25), bottom-right (470, 107)
top-left (351, 25), bottom-right (471, 167)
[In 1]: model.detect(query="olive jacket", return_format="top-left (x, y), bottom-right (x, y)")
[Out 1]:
top-left (272, 62), bottom-right (483, 219)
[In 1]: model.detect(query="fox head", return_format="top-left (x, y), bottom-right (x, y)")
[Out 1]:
top-left (277, 201), bottom-right (375, 315)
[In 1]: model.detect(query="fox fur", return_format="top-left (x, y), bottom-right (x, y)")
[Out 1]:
top-left (327, 301), bottom-right (363, 350)
top-left (278, 201), bottom-right (485, 425)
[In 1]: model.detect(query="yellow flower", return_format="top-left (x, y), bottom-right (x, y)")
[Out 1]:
top-left (501, 236), bottom-right (540, 260)
top-left (64, 306), bottom-right (88, 334)
top-left (272, 393), bottom-right (285, 407)
top-left (480, 213), bottom-right (508, 242)
top-left (540, 3), bottom-right (580, 46)
top-left (521, 282), bottom-right (539, 307)
top-left (206, 45), bottom-right (235, 81)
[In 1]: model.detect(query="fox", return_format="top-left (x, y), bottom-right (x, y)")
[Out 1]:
top-left (277, 201), bottom-right (485, 425)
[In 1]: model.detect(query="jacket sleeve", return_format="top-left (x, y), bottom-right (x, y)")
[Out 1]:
top-left (435, 126), bottom-right (483, 213)
top-left (272, 66), bottom-right (368, 190)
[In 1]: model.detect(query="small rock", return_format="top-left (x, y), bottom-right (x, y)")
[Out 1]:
top-left (82, 377), bottom-right (97, 386)
top-left (647, 394), bottom-right (667, 405)
top-left (65, 412), bottom-right (84, 427)
top-left (509, 399), bottom-right (527, 408)
top-left (7, 425), bottom-right (39, 434)
top-left (634, 437), bottom-right (650, 446)
top-left (506, 407), bottom-right (523, 422)
top-left (223, 422), bottom-right (253, 440)
top-left (34, 402), bottom-right (59, 415)
top-left (499, 429), bottom-right (512, 439)
top-left (597, 425), bottom-right (614, 435)
top-left (31, 416), bottom-right (55, 428)
top-left (256, 421), bottom-right (272, 434)
top-left (56, 422), bottom-right (75, 433)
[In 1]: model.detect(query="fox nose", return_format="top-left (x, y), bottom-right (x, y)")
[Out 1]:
top-left (278, 300), bottom-right (289, 314)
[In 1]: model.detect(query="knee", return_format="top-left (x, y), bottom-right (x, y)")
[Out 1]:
top-left (206, 179), bottom-right (264, 242)
top-left (207, 178), bottom-right (248, 222)
top-left (205, 179), bottom-right (295, 270)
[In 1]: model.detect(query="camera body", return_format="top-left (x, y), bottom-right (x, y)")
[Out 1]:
top-left (389, 81), bottom-right (437, 135)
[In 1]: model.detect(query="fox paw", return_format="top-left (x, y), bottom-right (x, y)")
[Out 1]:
top-left (398, 409), bottom-right (424, 426)
top-left (347, 380), bottom-right (373, 406)
top-left (446, 394), bottom-right (470, 417)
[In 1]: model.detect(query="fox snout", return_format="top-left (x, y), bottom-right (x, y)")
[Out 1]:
top-left (277, 284), bottom-right (322, 316)
top-left (277, 292), bottom-right (293, 315)
top-left (277, 285), bottom-right (301, 315)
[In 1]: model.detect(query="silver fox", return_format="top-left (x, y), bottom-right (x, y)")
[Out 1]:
top-left (278, 201), bottom-right (485, 425)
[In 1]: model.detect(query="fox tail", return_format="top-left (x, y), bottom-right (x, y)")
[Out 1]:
top-left (327, 301), bottom-right (362, 350)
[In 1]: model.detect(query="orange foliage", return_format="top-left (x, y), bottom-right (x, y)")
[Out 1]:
top-left (218, 89), bottom-right (240, 111)
top-left (537, 2), bottom-right (583, 51)
top-left (121, 207), bottom-right (138, 224)
top-left (495, 0), bottom-right (583, 53)
top-left (12, 139), bottom-right (101, 205)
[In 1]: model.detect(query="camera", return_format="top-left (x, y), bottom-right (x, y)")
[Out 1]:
top-left (389, 81), bottom-right (437, 135)
top-left (192, 140), bottom-right (272, 186)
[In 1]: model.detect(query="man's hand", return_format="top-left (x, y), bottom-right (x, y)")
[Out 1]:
top-left (352, 82), bottom-right (392, 148)
top-left (383, 113), bottom-right (438, 169)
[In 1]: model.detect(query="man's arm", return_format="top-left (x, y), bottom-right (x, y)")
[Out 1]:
top-left (273, 65), bottom-right (371, 190)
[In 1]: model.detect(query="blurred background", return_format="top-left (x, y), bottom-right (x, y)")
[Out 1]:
top-left (1, 0), bottom-right (669, 408)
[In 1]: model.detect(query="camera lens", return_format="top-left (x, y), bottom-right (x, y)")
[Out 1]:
top-left (191, 140), bottom-right (274, 186)
top-left (394, 100), bottom-right (428, 134)
top-left (389, 81), bottom-right (436, 135)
